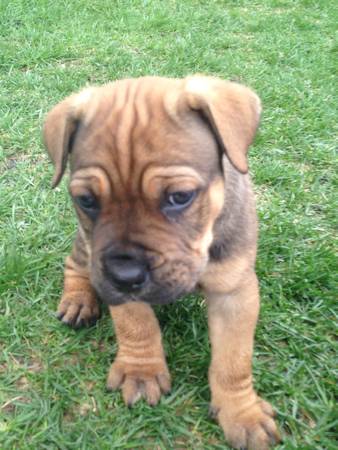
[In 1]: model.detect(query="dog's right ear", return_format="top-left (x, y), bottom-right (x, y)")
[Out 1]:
top-left (43, 88), bottom-right (95, 188)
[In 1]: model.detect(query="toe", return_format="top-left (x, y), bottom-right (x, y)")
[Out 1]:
top-left (208, 404), bottom-right (220, 419)
top-left (144, 379), bottom-right (161, 406)
top-left (157, 373), bottom-right (171, 394)
top-left (61, 303), bottom-right (82, 326)
top-left (259, 400), bottom-right (276, 418)
top-left (57, 297), bottom-right (100, 328)
top-left (56, 300), bottom-right (70, 320)
top-left (74, 305), bottom-right (99, 328)
top-left (261, 416), bottom-right (281, 445)
top-left (247, 426), bottom-right (271, 450)
top-left (106, 364), bottom-right (124, 390)
top-left (122, 378), bottom-right (142, 406)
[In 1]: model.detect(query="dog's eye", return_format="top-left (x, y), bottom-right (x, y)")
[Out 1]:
top-left (75, 194), bottom-right (100, 214)
top-left (168, 191), bottom-right (194, 206)
top-left (163, 190), bottom-right (196, 213)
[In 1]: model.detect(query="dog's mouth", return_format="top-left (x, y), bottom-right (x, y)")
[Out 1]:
top-left (96, 282), bottom-right (193, 306)
top-left (91, 268), bottom-right (197, 306)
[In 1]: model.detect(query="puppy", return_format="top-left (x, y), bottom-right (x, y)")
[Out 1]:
top-left (44, 75), bottom-right (280, 449)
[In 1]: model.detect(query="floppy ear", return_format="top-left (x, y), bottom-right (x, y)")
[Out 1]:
top-left (43, 88), bottom-right (95, 187)
top-left (184, 76), bottom-right (261, 173)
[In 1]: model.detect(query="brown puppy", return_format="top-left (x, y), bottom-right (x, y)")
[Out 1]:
top-left (44, 76), bottom-right (280, 449)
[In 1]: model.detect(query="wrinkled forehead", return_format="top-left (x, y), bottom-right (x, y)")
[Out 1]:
top-left (70, 78), bottom-right (220, 194)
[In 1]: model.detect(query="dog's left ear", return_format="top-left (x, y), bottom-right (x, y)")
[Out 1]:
top-left (43, 88), bottom-right (95, 188)
top-left (184, 76), bottom-right (261, 173)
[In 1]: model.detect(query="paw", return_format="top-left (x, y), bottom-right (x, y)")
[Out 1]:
top-left (56, 292), bottom-right (100, 328)
top-left (106, 357), bottom-right (171, 406)
top-left (211, 397), bottom-right (280, 450)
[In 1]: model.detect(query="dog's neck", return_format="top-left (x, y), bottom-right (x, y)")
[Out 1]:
top-left (209, 157), bottom-right (257, 262)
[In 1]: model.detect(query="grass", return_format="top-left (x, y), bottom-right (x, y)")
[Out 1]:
top-left (0, 0), bottom-right (337, 448)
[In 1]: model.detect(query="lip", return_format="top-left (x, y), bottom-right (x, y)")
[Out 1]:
top-left (110, 271), bottom-right (150, 294)
top-left (95, 278), bottom-right (191, 307)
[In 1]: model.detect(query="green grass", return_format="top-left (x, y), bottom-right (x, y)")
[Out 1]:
top-left (0, 0), bottom-right (337, 448)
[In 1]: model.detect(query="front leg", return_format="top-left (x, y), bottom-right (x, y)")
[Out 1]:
top-left (204, 272), bottom-right (280, 450)
top-left (57, 230), bottom-right (100, 328)
top-left (107, 302), bottom-right (171, 406)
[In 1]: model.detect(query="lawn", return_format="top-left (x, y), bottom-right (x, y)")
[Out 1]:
top-left (0, 0), bottom-right (337, 449)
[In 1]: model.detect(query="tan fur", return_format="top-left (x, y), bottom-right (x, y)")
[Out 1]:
top-left (192, 177), bottom-right (225, 256)
top-left (44, 75), bottom-right (280, 449)
top-left (57, 232), bottom-right (99, 327)
top-left (203, 268), bottom-right (280, 449)
top-left (107, 302), bottom-right (170, 406)
top-left (201, 252), bottom-right (255, 294)
top-left (142, 165), bottom-right (204, 200)
top-left (69, 167), bottom-right (112, 203)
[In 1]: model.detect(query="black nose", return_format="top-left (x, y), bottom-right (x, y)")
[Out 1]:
top-left (104, 254), bottom-right (148, 292)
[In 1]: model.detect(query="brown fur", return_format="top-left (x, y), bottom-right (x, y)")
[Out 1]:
top-left (43, 75), bottom-right (280, 449)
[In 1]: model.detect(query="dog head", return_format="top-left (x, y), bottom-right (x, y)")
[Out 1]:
top-left (43, 76), bottom-right (261, 305)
